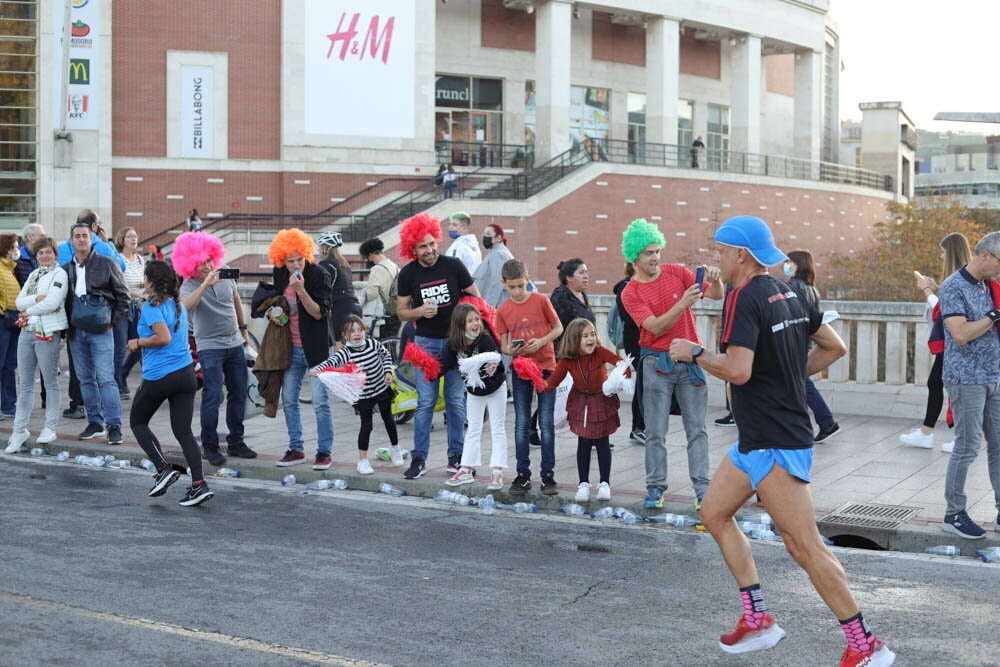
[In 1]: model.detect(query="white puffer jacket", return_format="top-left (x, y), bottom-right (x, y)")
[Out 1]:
top-left (15, 265), bottom-right (69, 336)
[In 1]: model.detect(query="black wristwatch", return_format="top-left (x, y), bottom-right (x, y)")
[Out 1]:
top-left (690, 345), bottom-right (704, 365)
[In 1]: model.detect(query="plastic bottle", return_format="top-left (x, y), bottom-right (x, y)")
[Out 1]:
top-left (750, 525), bottom-right (777, 541)
top-left (434, 489), bottom-right (475, 506)
top-left (281, 474), bottom-right (296, 486)
top-left (739, 520), bottom-right (768, 536)
top-left (560, 504), bottom-right (587, 516)
top-left (509, 502), bottom-right (537, 513)
top-left (76, 455), bottom-right (103, 467)
top-left (615, 508), bottom-right (643, 524)
top-left (214, 468), bottom-right (242, 478)
top-left (379, 483), bottom-right (406, 496)
top-left (746, 512), bottom-right (772, 526)
top-left (53, 451), bottom-right (69, 463)
top-left (305, 479), bottom-right (348, 490)
top-left (103, 455), bottom-right (117, 465)
top-left (589, 507), bottom-right (616, 519)
top-left (30, 448), bottom-right (46, 457)
top-left (74, 455), bottom-right (89, 465)
top-left (648, 513), bottom-right (700, 527)
top-left (115, 460), bottom-right (131, 469)
top-left (975, 546), bottom-right (1000, 562)
top-left (139, 459), bottom-right (156, 471)
top-left (925, 545), bottom-right (958, 556)
top-left (477, 495), bottom-right (497, 515)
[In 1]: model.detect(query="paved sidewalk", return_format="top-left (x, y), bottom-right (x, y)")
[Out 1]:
top-left (3, 366), bottom-right (999, 552)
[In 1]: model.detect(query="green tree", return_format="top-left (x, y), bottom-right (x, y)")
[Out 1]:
top-left (824, 196), bottom-right (987, 301)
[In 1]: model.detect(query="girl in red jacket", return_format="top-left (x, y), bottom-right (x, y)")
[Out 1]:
top-left (544, 317), bottom-right (630, 502)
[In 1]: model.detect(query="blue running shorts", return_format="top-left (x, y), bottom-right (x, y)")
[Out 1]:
top-left (727, 442), bottom-right (812, 491)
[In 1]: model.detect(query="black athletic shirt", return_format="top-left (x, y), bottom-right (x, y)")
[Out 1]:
top-left (396, 255), bottom-right (474, 339)
top-left (720, 274), bottom-right (823, 453)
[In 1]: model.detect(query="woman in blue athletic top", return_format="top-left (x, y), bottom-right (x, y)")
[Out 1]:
top-left (127, 260), bottom-right (214, 507)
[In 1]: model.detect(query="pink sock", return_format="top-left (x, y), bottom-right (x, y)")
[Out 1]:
top-left (840, 613), bottom-right (873, 653)
top-left (739, 584), bottom-right (768, 628)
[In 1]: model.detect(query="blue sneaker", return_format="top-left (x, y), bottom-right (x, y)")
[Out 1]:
top-left (941, 511), bottom-right (986, 539)
top-left (693, 491), bottom-right (705, 512)
top-left (645, 486), bottom-right (664, 509)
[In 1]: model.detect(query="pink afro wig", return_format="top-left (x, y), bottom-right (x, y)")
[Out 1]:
top-left (172, 232), bottom-right (225, 279)
top-left (398, 212), bottom-right (441, 262)
top-left (269, 228), bottom-right (315, 267)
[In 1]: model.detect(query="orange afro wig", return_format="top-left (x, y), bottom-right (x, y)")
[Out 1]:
top-left (269, 228), bottom-right (315, 267)
top-left (398, 212), bottom-right (441, 262)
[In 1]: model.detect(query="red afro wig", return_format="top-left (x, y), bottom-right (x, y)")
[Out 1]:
top-left (269, 228), bottom-right (315, 267)
top-left (172, 232), bottom-right (225, 279)
top-left (398, 212), bottom-right (442, 262)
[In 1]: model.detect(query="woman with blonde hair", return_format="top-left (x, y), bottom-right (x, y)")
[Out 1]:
top-left (900, 232), bottom-right (972, 451)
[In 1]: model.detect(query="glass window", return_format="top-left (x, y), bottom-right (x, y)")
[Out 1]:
top-left (472, 78), bottom-right (502, 111)
top-left (707, 103), bottom-right (730, 170)
top-left (0, 0), bottom-right (38, 227)
top-left (627, 92), bottom-right (646, 163)
top-left (524, 80), bottom-right (536, 146)
top-left (569, 85), bottom-right (610, 147)
top-left (678, 98), bottom-right (693, 148)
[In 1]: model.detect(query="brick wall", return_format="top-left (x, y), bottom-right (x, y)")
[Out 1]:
top-left (480, 0), bottom-right (535, 52)
top-left (591, 12), bottom-right (645, 66)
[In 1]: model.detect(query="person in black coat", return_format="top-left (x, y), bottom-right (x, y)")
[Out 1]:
top-left (253, 229), bottom-right (334, 470)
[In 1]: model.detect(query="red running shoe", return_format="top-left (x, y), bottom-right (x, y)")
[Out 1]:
top-left (276, 449), bottom-right (305, 467)
top-left (719, 614), bottom-right (786, 654)
top-left (838, 638), bottom-right (895, 667)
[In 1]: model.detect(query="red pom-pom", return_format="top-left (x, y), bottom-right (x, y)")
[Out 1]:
top-left (403, 344), bottom-right (441, 381)
top-left (512, 356), bottom-right (545, 392)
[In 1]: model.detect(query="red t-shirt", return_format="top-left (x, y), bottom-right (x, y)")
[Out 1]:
top-left (496, 293), bottom-right (560, 371)
top-left (620, 264), bottom-right (701, 351)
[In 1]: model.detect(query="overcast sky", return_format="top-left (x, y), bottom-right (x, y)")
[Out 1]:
top-left (831, 0), bottom-right (1000, 134)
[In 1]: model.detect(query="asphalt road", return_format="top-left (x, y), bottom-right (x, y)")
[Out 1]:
top-left (0, 457), bottom-right (996, 666)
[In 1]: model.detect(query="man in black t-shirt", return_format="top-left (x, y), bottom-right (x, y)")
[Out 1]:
top-left (669, 216), bottom-right (895, 666)
top-left (396, 214), bottom-right (480, 480)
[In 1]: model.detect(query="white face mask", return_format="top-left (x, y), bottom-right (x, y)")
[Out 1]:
top-left (783, 262), bottom-right (794, 278)
top-left (8, 249), bottom-right (19, 261)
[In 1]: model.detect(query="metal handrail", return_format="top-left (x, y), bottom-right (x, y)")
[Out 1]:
top-left (593, 138), bottom-right (894, 193)
top-left (435, 141), bottom-right (533, 169)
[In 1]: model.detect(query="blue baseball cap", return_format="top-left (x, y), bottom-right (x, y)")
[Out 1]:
top-left (713, 215), bottom-right (788, 266)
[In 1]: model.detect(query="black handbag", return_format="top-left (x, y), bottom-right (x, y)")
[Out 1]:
top-left (251, 280), bottom-right (278, 317)
top-left (71, 294), bottom-right (112, 333)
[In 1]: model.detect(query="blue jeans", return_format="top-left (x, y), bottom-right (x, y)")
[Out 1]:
top-left (198, 345), bottom-right (247, 448)
top-left (282, 346), bottom-right (333, 454)
top-left (0, 323), bottom-right (19, 413)
top-left (412, 336), bottom-right (465, 462)
top-left (805, 377), bottom-right (834, 429)
top-left (511, 372), bottom-right (555, 477)
top-left (945, 382), bottom-right (1000, 515)
top-left (69, 329), bottom-right (121, 428)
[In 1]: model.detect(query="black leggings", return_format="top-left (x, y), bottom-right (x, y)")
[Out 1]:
top-left (357, 391), bottom-right (398, 451)
top-left (130, 364), bottom-right (203, 482)
top-left (577, 436), bottom-right (612, 484)
top-left (923, 353), bottom-right (944, 429)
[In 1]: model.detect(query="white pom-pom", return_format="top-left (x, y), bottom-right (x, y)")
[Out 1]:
top-left (315, 363), bottom-right (368, 404)
top-left (602, 354), bottom-right (635, 397)
top-left (458, 352), bottom-right (502, 390)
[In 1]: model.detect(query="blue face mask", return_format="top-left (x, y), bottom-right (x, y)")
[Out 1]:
top-left (783, 262), bottom-right (793, 277)
top-left (346, 339), bottom-right (365, 348)
top-left (448, 230), bottom-right (460, 240)
top-left (464, 332), bottom-right (479, 341)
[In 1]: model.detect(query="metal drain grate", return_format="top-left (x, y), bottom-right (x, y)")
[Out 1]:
top-left (817, 502), bottom-right (923, 549)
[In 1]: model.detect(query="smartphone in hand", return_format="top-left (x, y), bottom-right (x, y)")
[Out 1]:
top-left (219, 268), bottom-right (240, 280)
top-left (511, 339), bottom-right (526, 348)
top-left (695, 266), bottom-right (705, 292)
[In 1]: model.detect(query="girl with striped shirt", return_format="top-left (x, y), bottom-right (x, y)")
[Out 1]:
top-left (310, 314), bottom-right (399, 474)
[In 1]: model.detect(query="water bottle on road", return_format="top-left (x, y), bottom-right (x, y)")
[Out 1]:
top-left (648, 513), bottom-right (700, 526)
top-left (53, 451), bottom-right (69, 463)
top-left (115, 460), bottom-right (131, 469)
top-left (379, 483), bottom-right (406, 496)
top-left (103, 455), bottom-right (117, 465)
top-left (30, 448), bottom-right (46, 457)
top-left (477, 495), bottom-right (497, 515)
top-left (214, 468), bottom-right (241, 478)
top-left (435, 489), bottom-right (474, 506)
top-left (750, 525), bottom-right (777, 541)
top-left (560, 504), bottom-right (587, 516)
top-left (745, 512), bottom-right (772, 526)
top-left (281, 474), bottom-right (296, 486)
top-left (590, 507), bottom-right (615, 519)
top-left (975, 546), bottom-right (1000, 562)
top-left (139, 459), bottom-right (156, 471)
top-left (925, 545), bottom-right (958, 556)
top-left (305, 479), bottom-right (348, 490)
top-left (496, 501), bottom-right (537, 513)
top-left (615, 508), bottom-right (643, 524)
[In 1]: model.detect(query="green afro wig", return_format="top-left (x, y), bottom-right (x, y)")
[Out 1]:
top-left (621, 218), bottom-right (665, 262)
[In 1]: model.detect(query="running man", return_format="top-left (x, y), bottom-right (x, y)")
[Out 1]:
top-left (669, 215), bottom-right (895, 667)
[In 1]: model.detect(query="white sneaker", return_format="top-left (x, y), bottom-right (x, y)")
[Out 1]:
top-left (596, 482), bottom-right (611, 501)
top-left (390, 445), bottom-right (405, 467)
top-left (356, 458), bottom-right (374, 475)
top-left (899, 429), bottom-right (934, 449)
top-left (575, 482), bottom-right (590, 502)
top-left (37, 428), bottom-right (57, 445)
top-left (941, 441), bottom-right (954, 453)
top-left (5, 429), bottom-right (30, 454)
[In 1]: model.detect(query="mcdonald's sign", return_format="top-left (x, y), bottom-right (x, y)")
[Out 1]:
top-left (69, 59), bottom-right (90, 85)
